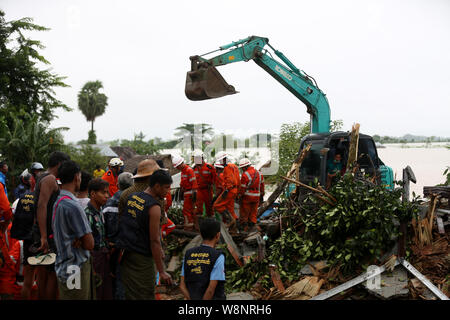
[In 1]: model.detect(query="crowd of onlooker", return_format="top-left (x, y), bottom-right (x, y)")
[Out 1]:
top-left (0, 149), bottom-right (265, 300)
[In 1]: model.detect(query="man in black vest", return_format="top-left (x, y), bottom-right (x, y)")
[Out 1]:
top-left (180, 218), bottom-right (226, 300)
top-left (118, 169), bottom-right (173, 300)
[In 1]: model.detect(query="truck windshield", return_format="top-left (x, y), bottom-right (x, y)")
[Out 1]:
top-left (300, 141), bottom-right (324, 181)
top-left (358, 138), bottom-right (379, 169)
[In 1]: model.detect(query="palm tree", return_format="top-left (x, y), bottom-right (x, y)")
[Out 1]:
top-left (77, 80), bottom-right (108, 144)
top-left (174, 123), bottom-right (214, 150)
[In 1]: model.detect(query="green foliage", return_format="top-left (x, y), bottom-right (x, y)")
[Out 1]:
top-left (167, 206), bottom-right (184, 225)
top-left (443, 167), bottom-right (450, 185)
top-left (112, 132), bottom-right (160, 155)
top-left (268, 173), bottom-right (419, 280)
top-left (225, 257), bottom-right (271, 293)
top-left (77, 80), bottom-right (108, 141)
top-left (64, 144), bottom-right (108, 174)
top-left (154, 139), bottom-right (180, 150)
top-left (0, 10), bottom-right (70, 126)
top-left (87, 130), bottom-right (97, 145)
top-left (174, 123), bottom-right (214, 150)
top-left (267, 120), bottom-right (343, 184)
top-left (0, 114), bottom-right (67, 197)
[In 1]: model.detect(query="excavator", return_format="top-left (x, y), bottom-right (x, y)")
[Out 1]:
top-left (185, 36), bottom-right (394, 189)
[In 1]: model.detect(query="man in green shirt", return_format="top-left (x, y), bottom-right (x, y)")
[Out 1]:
top-left (85, 178), bottom-right (111, 299)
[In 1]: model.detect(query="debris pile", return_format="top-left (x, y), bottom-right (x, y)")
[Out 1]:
top-left (158, 149), bottom-right (449, 300)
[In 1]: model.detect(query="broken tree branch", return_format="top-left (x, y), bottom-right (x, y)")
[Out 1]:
top-left (257, 144), bottom-right (312, 216)
top-left (281, 176), bottom-right (336, 205)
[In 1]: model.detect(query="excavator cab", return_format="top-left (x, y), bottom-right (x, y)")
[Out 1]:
top-left (185, 56), bottom-right (237, 101)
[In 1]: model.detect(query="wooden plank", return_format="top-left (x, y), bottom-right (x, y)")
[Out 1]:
top-left (346, 123), bottom-right (360, 170)
top-left (220, 222), bottom-right (243, 267)
top-left (171, 229), bottom-right (199, 238)
top-left (269, 264), bottom-right (285, 293)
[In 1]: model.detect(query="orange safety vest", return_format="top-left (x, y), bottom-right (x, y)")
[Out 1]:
top-left (223, 163), bottom-right (240, 191)
top-left (102, 169), bottom-right (119, 196)
top-left (180, 165), bottom-right (198, 194)
top-left (193, 162), bottom-right (216, 189)
top-left (239, 166), bottom-right (263, 199)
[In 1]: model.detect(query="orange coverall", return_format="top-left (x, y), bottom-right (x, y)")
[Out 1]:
top-left (161, 191), bottom-right (175, 237)
top-left (102, 169), bottom-right (119, 197)
top-left (180, 165), bottom-right (198, 223)
top-left (239, 166), bottom-right (265, 225)
top-left (0, 183), bottom-right (14, 298)
top-left (215, 172), bottom-right (224, 196)
top-left (213, 163), bottom-right (240, 219)
top-left (194, 162), bottom-right (216, 217)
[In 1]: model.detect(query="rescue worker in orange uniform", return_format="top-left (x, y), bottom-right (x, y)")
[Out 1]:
top-left (192, 150), bottom-right (217, 217)
top-left (237, 158), bottom-right (265, 232)
top-left (161, 190), bottom-right (175, 238)
top-left (212, 152), bottom-right (240, 229)
top-left (102, 157), bottom-right (124, 197)
top-left (0, 181), bottom-right (14, 299)
top-left (172, 156), bottom-right (198, 230)
top-left (156, 160), bottom-right (175, 238)
top-left (213, 161), bottom-right (225, 199)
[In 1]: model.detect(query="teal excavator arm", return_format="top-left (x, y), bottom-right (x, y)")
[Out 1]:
top-left (185, 36), bottom-right (331, 133)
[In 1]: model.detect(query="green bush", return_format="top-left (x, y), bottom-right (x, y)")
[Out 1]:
top-left (268, 173), bottom-right (419, 280)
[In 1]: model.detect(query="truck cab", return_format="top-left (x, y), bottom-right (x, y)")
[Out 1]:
top-left (298, 132), bottom-right (393, 189)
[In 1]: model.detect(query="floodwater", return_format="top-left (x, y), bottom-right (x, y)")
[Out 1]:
top-left (377, 143), bottom-right (450, 198)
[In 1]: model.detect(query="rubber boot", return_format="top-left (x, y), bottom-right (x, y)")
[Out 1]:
top-left (223, 210), bottom-right (236, 230)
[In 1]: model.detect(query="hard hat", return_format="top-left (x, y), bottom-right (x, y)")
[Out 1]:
top-left (238, 158), bottom-right (252, 168)
top-left (30, 162), bottom-right (44, 171)
top-left (193, 150), bottom-right (204, 157)
top-left (109, 157), bottom-right (124, 167)
top-left (193, 150), bottom-right (204, 165)
top-left (22, 172), bottom-right (32, 183)
top-left (21, 169), bottom-right (30, 177)
top-left (172, 155), bottom-right (185, 168)
top-left (215, 151), bottom-right (228, 162)
top-left (214, 161), bottom-right (224, 169)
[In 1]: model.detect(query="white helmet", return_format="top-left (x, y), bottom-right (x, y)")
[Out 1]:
top-left (109, 157), bottom-right (124, 167)
top-left (193, 149), bottom-right (204, 165)
top-left (214, 161), bottom-right (224, 169)
top-left (172, 155), bottom-right (185, 168)
top-left (238, 158), bottom-right (252, 168)
top-left (215, 151), bottom-right (228, 162)
top-left (193, 149), bottom-right (204, 157)
top-left (30, 162), bottom-right (44, 171)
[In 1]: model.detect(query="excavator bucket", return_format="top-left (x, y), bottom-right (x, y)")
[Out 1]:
top-left (185, 64), bottom-right (237, 101)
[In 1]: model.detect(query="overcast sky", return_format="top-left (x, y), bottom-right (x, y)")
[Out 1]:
top-left (3, 0), bottom-right (450, 143)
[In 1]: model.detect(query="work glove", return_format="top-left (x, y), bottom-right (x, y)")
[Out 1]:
top-left (222, 190), bottom-right (229, 199)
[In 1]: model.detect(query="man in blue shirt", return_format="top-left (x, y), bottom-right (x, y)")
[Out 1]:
top-left (52, 160), bottom-right (94, 300)
top-left (180, 218), bottom-right (226, 300)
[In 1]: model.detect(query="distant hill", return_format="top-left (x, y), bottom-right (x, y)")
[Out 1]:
top-left (374, 134), bottom-right (450, 143)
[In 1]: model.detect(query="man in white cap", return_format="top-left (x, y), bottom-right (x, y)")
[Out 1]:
top-left (172, 155), bottom-right (198, 230)
top-left (102, 157), bottom-right (124, 197)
